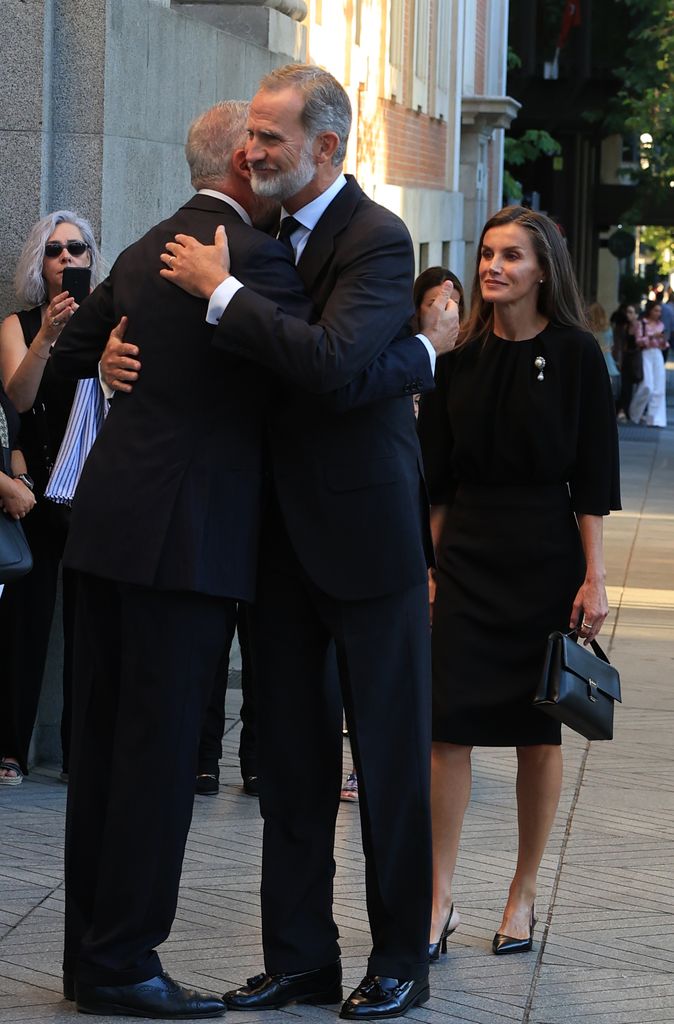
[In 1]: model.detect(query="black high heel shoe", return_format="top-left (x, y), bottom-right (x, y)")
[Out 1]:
top-left (492, 905), bottom-right (536, 955)
top-left (428, 904), bottom-right (459, 962)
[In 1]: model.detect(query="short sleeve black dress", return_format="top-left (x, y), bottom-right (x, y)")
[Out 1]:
top-left (417, 323), bottom-right (621, 746)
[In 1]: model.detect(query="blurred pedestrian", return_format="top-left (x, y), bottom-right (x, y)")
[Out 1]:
top-left (588, 302), bottom-right (620, 401)
top-left (611, 304), bottom-right (641, 420)
top-left (628, 300), bottom-right (668, 427)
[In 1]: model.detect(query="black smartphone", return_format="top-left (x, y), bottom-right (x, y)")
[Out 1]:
top-left (61, 266), bottom-right (91, 304)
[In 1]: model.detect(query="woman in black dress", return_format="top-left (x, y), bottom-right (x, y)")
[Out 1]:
top-left (418, 207), bottom-right (620, 958)
top-left (0, 211), bottom-right (101, 784)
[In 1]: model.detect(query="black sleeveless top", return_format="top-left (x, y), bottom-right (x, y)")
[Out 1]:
top-left (14, 307), bottom-right (77, 496)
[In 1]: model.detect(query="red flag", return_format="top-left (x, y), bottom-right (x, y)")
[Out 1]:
top-left (557, 1), bottom-right (582, 49)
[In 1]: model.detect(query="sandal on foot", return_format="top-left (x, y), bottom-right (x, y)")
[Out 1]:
top-left (0, 760), bottom-right (24, 786)
top-left (340, 772), bottom-right (358, 802)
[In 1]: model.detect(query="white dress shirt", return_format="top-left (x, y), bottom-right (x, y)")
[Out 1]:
top-left (205, 177), bottom-right (435, 373)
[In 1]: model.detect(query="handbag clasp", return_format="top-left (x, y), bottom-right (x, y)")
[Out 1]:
top-left (587, 678), bottom-right (598, 702)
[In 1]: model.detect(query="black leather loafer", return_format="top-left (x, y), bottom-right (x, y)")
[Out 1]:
top-left (224, 961), bottom-right (342, 1010)
top-left (195, 773), bottom-right (219, 796)
top-left (75, 970), bottom-right (226, 1017)
top-left (340, 976), bottom-right (430, 1019)
top-left (63, 973), bottom-right (75, 1001)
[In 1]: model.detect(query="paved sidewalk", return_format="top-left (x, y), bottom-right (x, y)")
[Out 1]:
top-left (2, 411), bottom-right (674, 1024)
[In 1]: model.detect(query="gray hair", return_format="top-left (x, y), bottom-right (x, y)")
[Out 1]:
top-left (185, 101), bottom-right (249, 188)
top-left (259, 64), bottom-right (352, 165)
top-left (14, 210), bottom-right (101, 307)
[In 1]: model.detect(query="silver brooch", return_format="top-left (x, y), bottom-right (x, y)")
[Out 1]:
top-left (534, 356), bottom-right (546, 381)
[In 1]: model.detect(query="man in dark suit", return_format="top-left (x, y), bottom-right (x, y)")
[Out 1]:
top-left (161, 65), bottom-right (459, 1020)
top-left (50, 101), bottom-right (316, 1020)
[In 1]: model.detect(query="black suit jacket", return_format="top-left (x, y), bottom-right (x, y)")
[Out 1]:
top-left (215, 176), bottom-right (435, 600)
top-left (51, 195), bottom-right (312, 601)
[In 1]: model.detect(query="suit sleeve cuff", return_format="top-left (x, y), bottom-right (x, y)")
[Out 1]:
top-left (415, 334), bottom-right (437, 375)
top-left (207, 278), bottom-right (244, 324)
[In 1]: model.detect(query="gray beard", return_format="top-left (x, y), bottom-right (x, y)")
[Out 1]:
top-left (250, 147), bottom-right (316, 202)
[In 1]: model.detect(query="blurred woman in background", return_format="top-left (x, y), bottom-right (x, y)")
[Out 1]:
top-left (0, 210), bottom-right (102, 785)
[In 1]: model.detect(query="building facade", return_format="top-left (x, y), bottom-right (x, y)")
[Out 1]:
top-left (305, 0), bottom-right (517, 283)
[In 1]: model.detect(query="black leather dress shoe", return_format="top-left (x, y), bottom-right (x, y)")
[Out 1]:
top-left (242, 775), bottom-right (259, 797)
top-left (224, 962), bottom-right (342, 1010)
top-left (195, 773), bottom-right (219, 796)
top-left (75, 970), bottom-right (226, 1018)
top-left (340, 976), bottom-right (430, 1019)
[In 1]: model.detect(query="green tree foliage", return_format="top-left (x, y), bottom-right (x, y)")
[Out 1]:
top-left (640, 226), bottom-right (674, 276)
top-left (613, 0), bottom-right (674, 201)
top-left (503, 130), bottom-right (561, 201)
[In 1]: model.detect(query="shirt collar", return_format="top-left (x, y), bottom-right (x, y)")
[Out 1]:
top-left (197, 189), bottom-right (252, 227)
top-left (281, 174), bottom-right (347, 233)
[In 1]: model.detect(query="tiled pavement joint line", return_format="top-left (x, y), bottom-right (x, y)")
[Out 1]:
top-left (0, 879), bottom-right (63, 943)
top-left (523, 425), bottom-right (664, 1023)
top-left (606, 430), bottom-right (660, 657)
top-left (523, 740), bottom-right (591, 1024)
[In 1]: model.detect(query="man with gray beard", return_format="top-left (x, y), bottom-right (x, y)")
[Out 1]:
top-left (162, 65), bottom-right (459, 1021)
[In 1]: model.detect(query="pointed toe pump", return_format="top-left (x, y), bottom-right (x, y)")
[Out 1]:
top-left (429, 904), bottom-right (459, 961)
top-left (492, 906), bottom-right (536, 955)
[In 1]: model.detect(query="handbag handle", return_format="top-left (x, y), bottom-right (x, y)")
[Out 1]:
top-left (566, 629), bottom-right (610, 665)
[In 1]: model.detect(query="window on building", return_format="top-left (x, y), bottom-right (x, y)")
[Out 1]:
top-left (414, 0), bottom-right (430, 81)
top-left (354, 0), bottom-right (362, 46)
top-left (442, 241), bottom-right (451, 268)
top-left (389, 0), bottom-right (403, 68)
top-left (413, 0), bottom-right (430, 112)
top-left (419, 242), bottom-right (429, 272)
top-left (435, 0), bottom-right (450, 94)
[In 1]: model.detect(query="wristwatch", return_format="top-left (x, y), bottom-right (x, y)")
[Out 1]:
top-left (15, 473), bottom-right (34, 492)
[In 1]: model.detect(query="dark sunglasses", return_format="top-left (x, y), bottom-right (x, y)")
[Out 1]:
top-left (44, 240), bottom-right (90, 258)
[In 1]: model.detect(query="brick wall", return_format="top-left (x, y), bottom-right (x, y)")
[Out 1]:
top-left (358, 97), bottom-right (447, 189)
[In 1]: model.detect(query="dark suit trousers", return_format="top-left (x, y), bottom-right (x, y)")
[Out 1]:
top-left (198, 603), bottom-right (258, 779)
top-left (64, 572), bottom-right (238, 986)
top-left (250, 513), bottom-right (433, 982)
top-left (0, 500), bottom-right (74, 774)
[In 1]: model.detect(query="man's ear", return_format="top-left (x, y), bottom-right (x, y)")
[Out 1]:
top-left (232, 147), bottom-right (252, 180)
top-left (314, 131), bottom-right (340, 165)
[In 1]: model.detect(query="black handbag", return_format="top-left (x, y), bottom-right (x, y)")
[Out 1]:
top-left (533, 630), bottom-right (621, 740)
top-left (0, 442), bottom-right (33, 584)
top-left (0, 510), bottom-right (33, 583)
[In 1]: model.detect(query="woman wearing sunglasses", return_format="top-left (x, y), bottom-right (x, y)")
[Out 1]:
top-left (0, 211), bottom-right (101, 786)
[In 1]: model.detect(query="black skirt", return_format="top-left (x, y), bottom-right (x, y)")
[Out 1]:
top-left (431, 482), bottom-right (585, 746)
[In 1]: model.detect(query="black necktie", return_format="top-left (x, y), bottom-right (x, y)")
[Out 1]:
top-left (277, 216), bottom-right (300, 257)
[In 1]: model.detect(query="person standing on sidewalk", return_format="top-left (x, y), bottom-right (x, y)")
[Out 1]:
top-left (161, 63), bottom-right (459, 1021)
top-left (51, 101), bottom-right (313, 1020)
top-left (418, 206), bottom-right (620, 962)
top-left (628, 300), bottom-right (668, 428)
